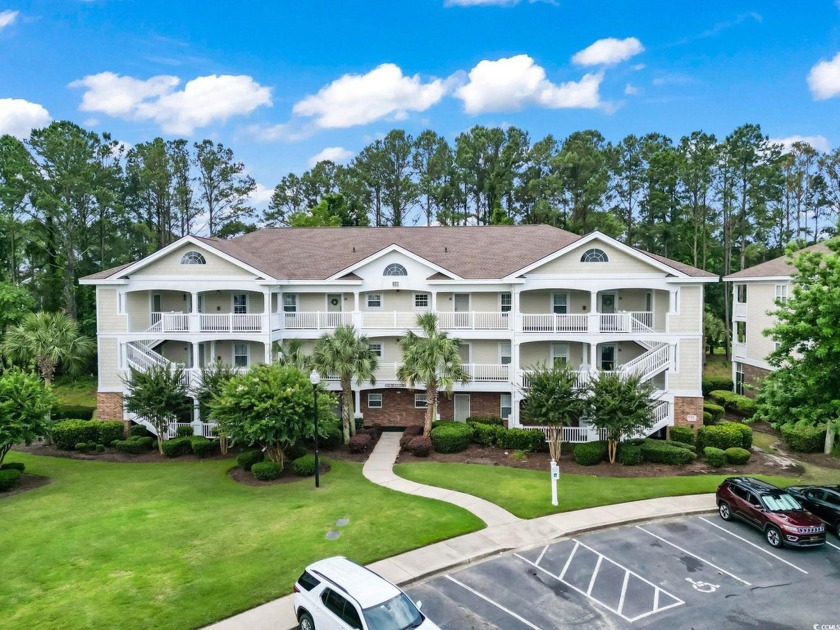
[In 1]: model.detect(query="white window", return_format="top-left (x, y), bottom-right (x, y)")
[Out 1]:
top-left (232, 294), bottom-right (247, 314)
top-left (500, 292), bottom-right (512, 312)
top-left (580, 248), bottom-right (608, 263)
top-left (552, 292), bottom-right (568, 314)
top-left (369, 342), bottom-right (383, 358)
top-left (775, 284), bottom-right (788, 304)
top-left (367, 294), bottom-right (382, 309)
top-left (500, 394), bottom-right (512, 420)
top-left (774, 341), bottom-right (781, 351)
top-left (282, 294), bottom-right (297, 313)
top-left (735, 362), bottom-right (745, 395)
top-left (180, 251), bottom-right (206, 265)
top-left (233, 343), bottom-right (249, 367)
top-left (550, 342), bottom-right (569, 367)
top-left (736, 321), bottom-right (746, 344)
top-left (383, 263), bottom-right (407, 276)
top-left (736, 284), bottom-right (747, 303)
top-left (414, 293), bottom-right (429, 309)
top-left (499, 341), bottom-right (512, 365)
top-left (367, 393), bottom-right (382, 408)
top-left (415, 393), bottom-right (427, 408)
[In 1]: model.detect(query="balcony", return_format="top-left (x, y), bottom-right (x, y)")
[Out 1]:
top-left (323, 362), bottom-right (511, 385)
top-left (149, 312), bottom-right (266, 334)
top-left (733, 342), bottom-right (747, 358)
top-left (520, 311), bottom-right (656, 334)
top-left (734, 302), bottom-right (747, 318)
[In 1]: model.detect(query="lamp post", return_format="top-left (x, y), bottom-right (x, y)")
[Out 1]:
top-left (309, 369), bottom-right (321, 488)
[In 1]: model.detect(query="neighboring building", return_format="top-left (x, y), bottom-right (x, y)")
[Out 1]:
top-left (723, 244), bottom-right (830, 395)
top-left (80, 225), bottom-right (716, 440)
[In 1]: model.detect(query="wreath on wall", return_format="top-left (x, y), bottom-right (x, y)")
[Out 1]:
top-left (330, 298), bottom-right (340, 306)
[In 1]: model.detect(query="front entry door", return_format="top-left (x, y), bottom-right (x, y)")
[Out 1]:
top-left (327, 294), bottom-right (342, 312)
top-left (600, 345), bottom-right (616, 371)
top-left (454, 394), bottom-right (470, 422)
top-left (599, 293), bottom-right (616, 314)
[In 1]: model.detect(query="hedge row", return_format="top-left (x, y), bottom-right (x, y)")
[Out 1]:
top-left (0, 462), bottom-right (25, 472)
top-left (708, 390), bottom-right (757, 418)
top-left (703, 402), bottom-right (725, 425)
top-left (697, 423), bottom-right (752, 451)
top-left (638, 440), bottom-right (697, 465)
top-left (573, 441), bottom-right (607, 466)
top-left (430, 423), bottom-right (473, 453)
top-left (669, 426), bottom-right (694, 445)
top-left (466, 416), bottom-right (505, 427)
top-left (780, 422), bottom-right (826, 453)
top-left (52, 404), bottom-right (95, 421)
top-left (702, 377), bottom-right (733, 397)
top-left (53, 420), bottom-right (125, 450)
top-left (114, 436), bottom-right (155, 454)
top-left (162, 436), bottom-right (219, 458)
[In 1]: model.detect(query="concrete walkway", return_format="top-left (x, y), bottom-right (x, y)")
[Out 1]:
top-left (206, 433), bottom-right (716, 630)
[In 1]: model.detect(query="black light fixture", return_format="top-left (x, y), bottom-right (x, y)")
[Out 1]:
top-left (309, 369), bottom-right (321, 488)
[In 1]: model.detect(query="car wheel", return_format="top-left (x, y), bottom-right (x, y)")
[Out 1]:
top-left (718, 501), bottom-right (733, 521)
top-left (299, 612), bottom-right (315, 630)
top-left (765, 526), bottom-right (783, 548)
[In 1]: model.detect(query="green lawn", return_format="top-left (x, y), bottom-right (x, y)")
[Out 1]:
top-left (703, 354), bottom-right (732, 380)
top-left (1, 453), bottom-right (482, 630)
top-left (52, 375), bottom-right (97, 407)
top-left (394, 462), bottom-right (797, 519)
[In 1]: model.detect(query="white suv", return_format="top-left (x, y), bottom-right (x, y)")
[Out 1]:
top-left (293, 556), bottom-right (440, 630)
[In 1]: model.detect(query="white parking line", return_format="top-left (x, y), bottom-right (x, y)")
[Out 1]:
top-left (535, 545), bottom-right (548, 566)
top-left (444, 575), bottom-right (542, 630)
top-left (826, 541), bottom-right (840, 553)
top-left (586, 555), bottom-right (603, 595)
top-left (617, 571), bottom-right (630, 615)
top-left (636, 525), bottom-right (752, 585)
top-left (699, 517), bottom-right (808, 575)
top-left (558, 542), bottom-right (578, 580)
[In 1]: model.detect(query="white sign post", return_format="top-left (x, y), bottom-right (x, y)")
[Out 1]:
top-left (550, 460), bottom-right (560, 506)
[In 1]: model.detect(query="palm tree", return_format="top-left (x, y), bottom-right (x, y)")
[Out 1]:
top-left (273, 338), bottom-right (313, 371)
top-left (2, 311), bottom-right (95, 386)
top-left (313, 325), bottom-right (379, 443)
top-left (397, 313), bottom-right (470, 437)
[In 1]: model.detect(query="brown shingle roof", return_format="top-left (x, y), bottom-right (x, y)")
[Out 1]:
top-left (724, 243), bottom-right (831, 280)
top-left (81, 261), bottom-right (135, 280)
top-left (82, 226), bottom-right (715, 281)
top-left (642, 251), bottom-right (718, 278)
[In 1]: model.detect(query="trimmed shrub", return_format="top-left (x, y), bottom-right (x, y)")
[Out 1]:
top-left (617, 443), bottom-right (642, 466)
top-left (252, 460), bottom-right (281, 480)
top-left (0, 469), bottom-right (22, 492)
top-left (498, 428), bottom-right (547, 452)
top-left (285, 444), bottom-right (308, 461)
top-left (670, 426), bottom-right (695, 445)
top-left (97, 421), bottom-right (125, 445)
top-left (697, 423), bottom-right (752, 452)
top-left (573, 441), bottom-right (606, 466)
top-left (431, 420), bottom-right (455, 430)
top-left (702, 377), bottom-right (733, 397)
top-left (725, 447), bottom-right (751, 465)
top-left (668, 441), bottom-right (697, 453)
top-left (175, 425), bottom-right (194, 438)
top-left (1, 462), bottom-right (25, 472)
top-left (113, 435), bottom-right (155, 454)
top-left (95, 443), bottom-right (106, 452)
top-left (136, 436), bottom-right (155, 449)
top-left (349, 433), bottom-right (373, 454)
top-left (780, 422), bottom-right (826, 453)
top-left (237, 449), bottom-right (264, 471)
top-left (52, 404), bottom-right (95, 421)
top-left (52, 419), bottom-right (99, 450)
top-left (430, 423), bottom-right (473, 454)
top-left (400, 426), bottom-right (424, 448)
top-left (354, 416), bottom-right (364, 431)
top-left (162, 437), bottom-right (193, 458)
top-left (75, 442), bottom-right (92, 452)
top-left (466, 416), bottom-right (505, 427)
top-left (472, 422), bottom-right (504, 446)
top-left (703, 403), bottom-right (725, 425)
top-left (293, 454), bottom-right (318, 476)
top-left (321, 426), bottom-right (344, 450)
top-left (708, 390), bottom-right (757, 418)
top-left (703, 411), bottom-right (713, 424)
top-left (129, 424), bottom-right (150, 438)
top-left (189, 437), bottom-right (218, 459)
top-left (639, 440), bottom-right (697, 465)
top-left (407, 436), bottom-right (432, 457)
top-left (704, 446), bottom-right (726, 467)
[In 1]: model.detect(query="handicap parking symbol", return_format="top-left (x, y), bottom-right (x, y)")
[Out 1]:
top-left (685, 577), bottom-right (720, 593)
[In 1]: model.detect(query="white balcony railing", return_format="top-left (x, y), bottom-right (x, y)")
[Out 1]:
top-left (361, 312), bottom-right (421, 330)
top-left (733, 342), bottom-right (747, 358)
top-left (518, 311), bottom-right (657, 334)
top-left (520, 369), bottom-right (592, 390)
top-left (282, 312), bottom-right (354, 330)
top-left (734, 302), bottom-right (747, 318)
top-left (149, 312), bottom-right (266, 333)
top-left (438, 312), bottom-right (512, 330)
top-left (521, 313), bottom-right (589, 333)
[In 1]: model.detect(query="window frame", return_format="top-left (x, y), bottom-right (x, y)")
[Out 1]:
top-left (500, 393), bottom-right (512, 420)
top-left (500, 292), bottom-right (512, 313)
top-left (232, 293), bottom-right (248, 314)
top-left (775, 283), bottom-right (788, 305)
top-left (499, 341), bottom-right (512, 365)
top-left (580, 248), bottom-right (609, 263)
top-left (367, 393), bottom-right (383, 408)
top-left (282, 294), bottom-right (298, 313)
top-left (550, 342), bottom-right (570, 367)
top-left (415, 393), bottom-right (427, 408)
top-left (383, 263), bottom-right (408, 276)
top-left (366, 293), bottom-right (383, 309)
top-left (736, 284), bottom-right (747, 303)
top-left (413, 293), bottom-right (429, 309)
top-left (233, 342), bottom-right (249, 368)
top-left (368, 342), bottom-right (383, 359)
top-left (180, 250), bottom-right (207, 265)
top-left (735, 362), bottom-right (745, 395)
top-left (736, 321), bottom-right (747, 344)
top-left (551, 292), bottom-right (569, 315)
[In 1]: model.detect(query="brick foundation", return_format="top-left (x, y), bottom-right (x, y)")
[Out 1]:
top-left (743, 364), bottom-right (771, 398)
top-left (673, 396), bottom-right (704, 429)
top-left (360, 389), bottom-right (506, 427)
top-left (96, 392), bottom-right (124, 421)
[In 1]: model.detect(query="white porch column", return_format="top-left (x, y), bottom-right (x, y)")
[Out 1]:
top-left (354, 389), bottom-right (362, 419)
top-left (191, 342), bottom-right (200, 369)
top-left (589, 342), bottom-right (598, 371)
top-left (431, 291), bottom-right (437, 312)
top-left (210, 340), bottom-right (217, 364)
top-left (263, 288), bottom-right (271, 333)
top-left (264, 342), bottom-right (271, 364)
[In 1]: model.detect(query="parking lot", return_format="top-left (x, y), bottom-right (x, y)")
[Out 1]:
top-left (406, 514), bottom-right (840, 629)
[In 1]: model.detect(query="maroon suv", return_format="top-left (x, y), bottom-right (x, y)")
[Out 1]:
top-left (716, 477), bottom-right (826, 548)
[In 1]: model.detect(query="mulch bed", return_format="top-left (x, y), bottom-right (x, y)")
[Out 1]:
top-left (227, 461), bottom-right (332, 486)
top-left (13, 442), bottom-right (236, 463)
top-left (751, 421), bottom-right (840, 471)
top-left (0, 474), bottom-right (51, 499)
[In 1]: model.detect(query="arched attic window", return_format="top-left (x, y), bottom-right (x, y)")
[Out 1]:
top-left (580, 248), bottom-right (609, 263)
top-left (180, 251), bottom-right (206, 265)
top-left (383, 263), bottom-right (407, 276)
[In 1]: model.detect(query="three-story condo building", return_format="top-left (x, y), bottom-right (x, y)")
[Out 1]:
top-left (81, 225), bottom-right (716, 440)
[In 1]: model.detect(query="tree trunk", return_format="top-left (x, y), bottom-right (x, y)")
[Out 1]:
top-left (608, 439), bottom-right (618, 464)
top-left (341, 377), bottom-right (352, 443)
top-left (266, 444), bottom-right (285, 469)
top-left (424, 384), bottom-right (438, 437)
top-left (0, 444), bottom-right (10, 467)
top-left (825, 422), bottom-right (836, 455)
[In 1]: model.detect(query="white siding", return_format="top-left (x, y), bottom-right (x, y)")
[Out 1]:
top-left (745, 282), bottom-right (780, 362)
top-left (669, 285), bottom-right (702, 333)
top-left (530, 242), bottom-right (663, 275)
top-left (97, 288), bottom-right (126, 333)
top-left (133, 244), bottom-right (255, 277)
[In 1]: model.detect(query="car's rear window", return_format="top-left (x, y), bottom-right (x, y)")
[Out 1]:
top-left (297, 571), bottom-right (320, 591)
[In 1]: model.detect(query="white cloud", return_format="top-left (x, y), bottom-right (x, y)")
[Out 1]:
top-left (455, 55), bottom-right (602, 114)
top-left (308, 146), bottom-right (354, 167)
top-left (248, 182), bottom-right (274, 206)
top-left (0, 10), bottom-right (18, 30)
top-left (808, 52), bottom-right (840, 100)
top-left (572, 37), bottom-right (645, 66)
top-left (0, 98), bottom-right (51, 138)
top-left (770, 135), bottom-right (831, 153)
top-left (292, 63), bottom-right (447, 128)
top-left (69, 72), bottom-right (272, 134)
top-left (624, 84), bottom-right (639, 95)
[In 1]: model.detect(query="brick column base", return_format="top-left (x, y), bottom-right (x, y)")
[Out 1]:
top-left (673, 396), bottom-right (704, 429)
top-left (97, 392), bottom-right (124, 421)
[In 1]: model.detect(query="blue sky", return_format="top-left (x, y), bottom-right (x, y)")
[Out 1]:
top-left (1, 0), bottom-right (840, 206)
